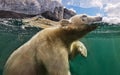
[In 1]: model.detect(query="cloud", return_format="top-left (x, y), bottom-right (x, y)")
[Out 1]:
top-left (63, 0), bottom-right (120, 24)
top-left (52, 0), bottom-right (62, 3)
top-left (89, 0), bottom-right (103, 8)
top-left (65, 0), bottom-right (120, 9)
top-left (103, 3), bottom-right (120, 24)
top-left (96, 13), bottom-right (103, 16)
top-left (104, 3), bottom-right (120, 17)
top-left (65, 0), bottom-right (103, 8)
top-left (103, 17), bottom-right (120, 24)
top-left (68, 8), bottom-right (76, 13)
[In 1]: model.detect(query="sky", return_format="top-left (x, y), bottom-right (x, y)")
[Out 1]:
top-left (61, 0), bottom-right (120, 24)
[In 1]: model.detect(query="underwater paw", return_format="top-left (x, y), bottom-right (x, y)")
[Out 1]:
top-left (70, 41), bottom-right (87, 58)
top-left (78, 43), bottom-right (87, 57)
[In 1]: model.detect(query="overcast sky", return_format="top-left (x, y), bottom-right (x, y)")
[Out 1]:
top-left (62, 0), bottom-right (120, 24)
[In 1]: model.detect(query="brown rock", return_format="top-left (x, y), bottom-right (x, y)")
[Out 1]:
top-left (0, 10), bottom-right (36, 19)
top-left (63, 8), bottom-right (76, 19)
top-left (41, 7), bottom-right (64, 21)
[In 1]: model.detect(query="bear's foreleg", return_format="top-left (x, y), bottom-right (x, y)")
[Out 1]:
top-left (70, 41), bottom-right (87, 59)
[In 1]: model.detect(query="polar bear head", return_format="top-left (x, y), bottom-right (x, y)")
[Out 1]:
top-left (69, 14), bottom-right (102, 26)
top-left (59, 14), bottom-right (102, 39)
top-left (60, 14), bottom-right (102, 27)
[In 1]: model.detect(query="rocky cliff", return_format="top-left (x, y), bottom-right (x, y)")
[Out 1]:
top-left (0, 0), bottom-right (62, 14)
top-left (0, 0), bottom-right (76, 20)
top-left (0, 10), bottom-right (36, 18)
top-left (41, 7), bottom-right (76, 21)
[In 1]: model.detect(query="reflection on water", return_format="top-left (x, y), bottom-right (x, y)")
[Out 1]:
top-left (0, 19), bottom-right (120, 75)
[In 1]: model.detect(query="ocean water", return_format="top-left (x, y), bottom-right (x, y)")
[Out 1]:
top-left (0, 19), bottom-right (120, 75)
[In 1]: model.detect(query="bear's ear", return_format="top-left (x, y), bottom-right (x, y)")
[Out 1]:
top-left (59, 19), bottom-right (71, 26)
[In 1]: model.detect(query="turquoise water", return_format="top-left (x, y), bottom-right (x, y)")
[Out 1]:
top-left (70, 37), bottom-right (120, 75)
top-left (0, 19), bottom-right (120, 75)
top-left (70, 24), bottom-right (120, 75)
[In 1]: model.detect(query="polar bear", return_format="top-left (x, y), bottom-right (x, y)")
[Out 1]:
top-left (3, 14), bottom-right (102, 75)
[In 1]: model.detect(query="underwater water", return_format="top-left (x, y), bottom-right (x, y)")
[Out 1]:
top-left (70, 24), bottom-right (120, 75)
top-left (0, 19), bottom-right (120, 75)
